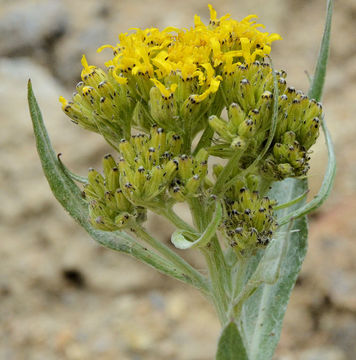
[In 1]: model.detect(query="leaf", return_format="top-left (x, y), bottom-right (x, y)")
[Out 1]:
top-left (273, 190), bottom-right (308, 211)
top-left (239, 178), bottom-right (308, 360)
top-left (216, 321), bottom-right (249, 360)
top-left (308, 0), bottom-right (334, 102)
top-left (57, 153), bottom-right (88, 184)
top-left (27, 80), bottom-right (203, 287)
top-left (279, 0), bottom-right (335, 225)
top-left (171, 202), bottom-right (222, 249)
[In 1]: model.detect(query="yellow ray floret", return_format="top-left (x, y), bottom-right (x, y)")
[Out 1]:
top-left (94, 5), bottom-right (281, 92)
top-left (151, 79), bottom-right (177, 98)
top-left (61, 5), bottom-right (282, 118)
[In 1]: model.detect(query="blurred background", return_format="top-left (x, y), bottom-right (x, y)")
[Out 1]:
top-left (1, 0), bottom-right (355, 359)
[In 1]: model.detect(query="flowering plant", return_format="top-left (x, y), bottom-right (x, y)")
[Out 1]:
top-left (28, 2), bottom-right (335, 359)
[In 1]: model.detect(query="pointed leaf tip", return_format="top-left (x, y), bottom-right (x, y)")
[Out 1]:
top-left (216, 321), bottom-right (248, 360)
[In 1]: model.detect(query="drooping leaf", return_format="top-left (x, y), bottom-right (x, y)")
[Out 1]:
top-left (216, 321), bottom-right (249, 360)
top-left (171, 202), bottom-right (222, 249)
top-left (57, 153), bottom-right (88, 184)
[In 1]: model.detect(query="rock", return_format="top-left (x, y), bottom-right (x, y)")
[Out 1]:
top-left (0, 1), bottom-right (67, 56)
top-left (53, 21), bottom-right (114, 85)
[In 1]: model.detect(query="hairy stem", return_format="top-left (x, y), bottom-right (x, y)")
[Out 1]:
top-left (133, 224), bottom-right (210, 295)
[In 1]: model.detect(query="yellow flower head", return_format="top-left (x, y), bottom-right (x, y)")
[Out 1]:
top-left (96, 4), bottom-right (281, 99)
top-left (59, 5), bottom-right (282, 141)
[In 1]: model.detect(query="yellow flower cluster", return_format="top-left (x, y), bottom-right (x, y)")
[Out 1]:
top-left (95, 4), bottom-right (281, 102)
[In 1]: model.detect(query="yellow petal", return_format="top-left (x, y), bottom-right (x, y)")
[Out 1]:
top-left (208, 4), bottom-right (217, 21)
top-left (97, 44), bottom-right (116, 53)
top-left (112, 68), bottom-right (128, 85)
top-left (151, 79), bottom-right (177, 98)
top-left (59, 96), bottom-right (68, 109)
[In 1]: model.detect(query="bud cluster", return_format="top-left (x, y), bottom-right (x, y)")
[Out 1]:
top-left (262, 90), bottom-right (322, 180)
top-left (60, 56), bottom-right (135, 143)
top-left (208, 62), bottom-right (322, 180)
top-left (169, 149), bottom-right (209, 202)
top-left (83, 126), bottom-right (210, 230)
top-left (222, 186), bottom-right (277, 253)
top-left (117, 126), bottom-right (182, 204)
top-left (84, 155), bottom-right (146, 231)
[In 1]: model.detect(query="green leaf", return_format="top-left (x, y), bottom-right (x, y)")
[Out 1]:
top-left (216, 321), bottom-right (249, 360)
top-left (278, 0), bottom-right (335, 224)
top-left (171, 202), bottom-right (222, 249)
top-left (27, 80), bottom-right (204, 287)
top-left (273, 190), bottom-right (308, 211)
top-left (57, 153), bottom-right (88, 184)
top-left (239, 178), bottom-right (308, 360)
top-left (308, 0), bottom-right (334, 102)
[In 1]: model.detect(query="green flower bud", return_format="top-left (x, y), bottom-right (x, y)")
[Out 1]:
top-left (169, 150), bottom-right (208, 201)
top-left (228, 103), bottom-right (245, 131)
top-left (116, 130), bottom-right (182, 204)
top-left (221, 187), bottom-right (278, 253)
top-left (118, 139), bottom-right (136, 166)
top-left (83, 152), bottom-right (149, 232)
top-left (149, 86), bottom-right (179, 130)
top-left (239, 78), bottom-right (255, 111)
top-left (230, 136), bottom-right (247, 150)
top-left (114, 189), bottom-right (132, 212)
top-left (87, 168), bottom-right (105, 199)
top-left (60, 62), bottom-right (135, 144)
top-left (169, 185), bottom-right (186, 202)
top-left (185, 174), bottom-right (201, 195)
top-left (88, 200), bottom-right (118, 231)
top-left (209, 115), bottom-right (233, 142)
top-left (238, 117), bottom-right (257, 138)
top-left (102, 154), bottom-right (117, 178)
top-left (132, 101), bottom-right (153, 132)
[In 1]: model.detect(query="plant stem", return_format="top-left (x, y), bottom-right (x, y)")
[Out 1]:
top-left (213, 150), bottom-right (244, 195)
top-left (133, 224), bottom-right (210, 295)
top-left (156, 205), bottom-right (197, 233)
top-left (202, 240), bottom-right (230, 325)
top-left (228, 256), bottom-right (249, 319)
top-left (188, 197), bottom-right (231, 325)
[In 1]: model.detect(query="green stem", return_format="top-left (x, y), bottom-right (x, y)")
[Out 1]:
top-left (228, 256), bottom-right (249, 319)
top-left (188, 197), bottom-right (231, 325)
top-left (202, 243), bottom-right (229, 325)
top-left (187, 197), bottom-right (205, 231)
top-left (133, 224), bottom-right (210, 295)
top-left (258, 178), bottom-right (273, 197)
top-left (213, 150), bottom-right (244, 195)
top-left (156, 205), bottom-right (197, 233)
top-left (193, 126), bottom-right (214, 156)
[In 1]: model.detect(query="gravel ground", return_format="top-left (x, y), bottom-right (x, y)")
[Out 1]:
top-left (1, 0), bottom-right (356, 359)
